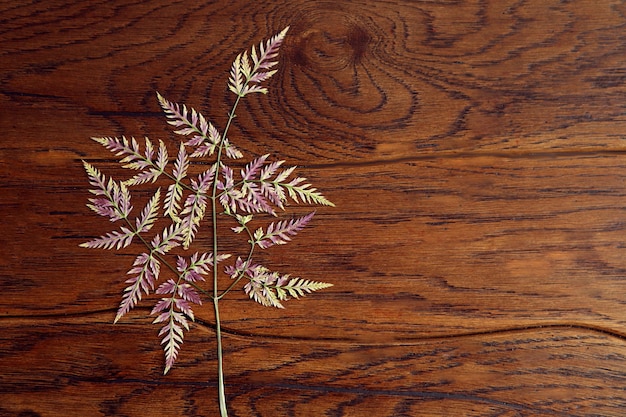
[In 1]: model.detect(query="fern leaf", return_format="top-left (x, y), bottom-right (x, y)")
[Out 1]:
top-left (272, 165), bottom-right (296, 183)
top-left (82, 161), bottom-right (132, 221)
top-left (111, 138), bottom-right (167, 186)
top-left (151, 222), bottom-right (184, 255)
top-left (135, 188), bottom-right (160, 233)
top-left (164, 144), bottom-right (189, 220)
top-left (242, 84), bottom-right (268, 96)
top-left (122, 139), bottom-right (165, 186)
top-left (217, 165), bottom-right (241, 213)
top-left (228, 27), bottom-right (289, 97)
top-left (151, 277), bottom-right (204, 374)
top-left (91, 136), bottom-right (157, 172)
top-left (172, 143), bottom-right (189, 181)
top-left (157, 92), bottom-right (199, 136)
top-left (222, 138), bottom-right (243, 159)
top-left (153, 311), bottom-right (186, 375)
top-left (282, 277), bottom-right (334, 298)
top-left (120, 137), bottom-right (155, 170)
top-left (190, 121), bottom-right (221, 158)
top-left (176, 252), bottom-right (232, 282)
top-left (192, 164), bottom-right (217, 194)
top-left (284, 177), bottom-right (335, 207)
top-left (244, 277), bottom-right (285, 309)
top-left (260, 160), bottom-right (287, 181)
top-left (243, 265), bottom-right (332, 309)
top-left (242, 181), bottom-right (275, 215)
top-left (156, 139), bottom-right (168, 171)
top-left (178, 164), bottom-right (215, 244)
top-left (255, 212), bottom-right (315, 249)
top-left (228, 53), bottom-right (246, 96)
top-left (91, 136), bottom-right (141, 167)
top-left (79, 226), bottom-right (135, 250)
top-left (179, 193), bottom-right (209, 250)
top-left (123, 168), bottom-right (163, 186)
top-left (242, 266), bottom-right (285, 308)
top-left (115, 253), bottom-right (160, 323)
top-left (242, 154), bottom-right (269, 181)
top-left (157, 92), bottom-right (221, 156)
top-left (224, 256), bottom-right (255, 279)
top-left (164, 183), bottom-right (183, 222)
top-left (249, 69), bottom-right (278, 85)
top-left (219, 164), bottom-right (273, 214)
top-left (153, 282), bottom-right (199, 317)
top-left (254, 26), bottom-right (289, 70)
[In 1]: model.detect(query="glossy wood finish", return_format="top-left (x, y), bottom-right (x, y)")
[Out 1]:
top-left (2, 1), bottom-right (626, 415)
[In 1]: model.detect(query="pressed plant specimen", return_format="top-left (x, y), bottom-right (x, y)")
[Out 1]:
top-left (80, 27), bottom-right (334, 416)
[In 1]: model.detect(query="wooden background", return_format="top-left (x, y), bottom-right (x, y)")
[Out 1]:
top-left (2, 0), bottom-right (626, 415)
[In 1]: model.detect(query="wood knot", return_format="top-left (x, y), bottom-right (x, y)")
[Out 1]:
top-left (287, 11), bottom-right (374, 70)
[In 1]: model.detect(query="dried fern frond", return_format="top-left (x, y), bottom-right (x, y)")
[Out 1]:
top-left (82, 161), bottom-right (132, 222)
top-left (81, 28), bottom-right (334, 414)
top-left (243, 265), bottom-right (333, 309)
top-left (228, 27), bottom-right (289, 97)
top-left (254, 212), bottom-right (315, 249)
top-left (157, 93), bottom-right (220, 150)
top-left (115, 253), bottom-right (161, 323)
top-left (164, 144), bottom-right (188, 221)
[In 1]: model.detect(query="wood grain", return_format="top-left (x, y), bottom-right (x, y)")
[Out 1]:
top-left (1, 315), bottom-right (626, 416)
top-left (2, 0), bottom-right (626, 415)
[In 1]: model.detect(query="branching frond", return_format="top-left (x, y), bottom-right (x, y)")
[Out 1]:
top-left (91, 136), bottom-right (150, 169)
top-left (224, 256), bottom-right (255, 279)
top-left (176, 252), bottom-right (232, 282)
top-left (157, 92), bottom-right (222, 158)
top-left (81, 28), bottom-right (334, 381)
top-left (123, 140), bottom-right (168, 186)
top-left (192, 164), bottom-right (217, 195)
top-left (219, 161), bottom-right (275, 215)
top-left (217, 165), bottom-right (249, 214)
top-left (90, 136), bottom-right (167, 186)
top-left (243, 157), bottom-right (335, 212)
top-left (190, 122), bottom-right (222, 158)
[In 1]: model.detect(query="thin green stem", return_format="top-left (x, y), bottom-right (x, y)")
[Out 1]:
top-left (214, 296), bottom-right (228, 417)
top-left (210, 93), bottom-right (243, 417)
top-left (218, 225), bottom-right (256, 300)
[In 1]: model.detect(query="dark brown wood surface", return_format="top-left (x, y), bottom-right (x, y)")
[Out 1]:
top-left (2, 1), bottom-right (626, 416)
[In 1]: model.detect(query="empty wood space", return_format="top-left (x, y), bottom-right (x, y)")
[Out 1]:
top-left (2, 1), bottom-right (626, 416)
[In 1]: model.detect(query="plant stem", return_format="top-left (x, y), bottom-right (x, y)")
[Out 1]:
top-left (210, 94), bottom-right (243, 417)
top-left (214, 296), bottom-right (228, 417)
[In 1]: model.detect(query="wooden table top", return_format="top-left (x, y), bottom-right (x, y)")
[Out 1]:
top-left (2, 1), bottom-right (626, 416)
